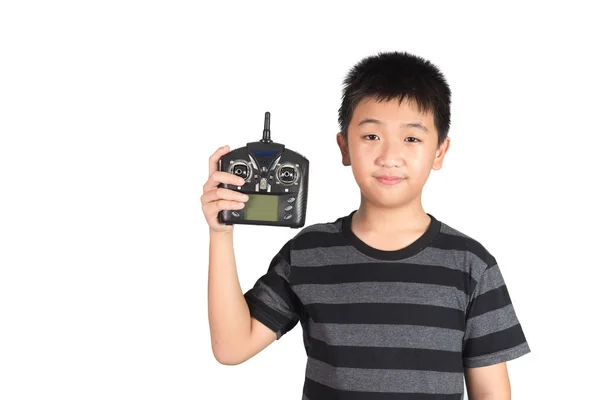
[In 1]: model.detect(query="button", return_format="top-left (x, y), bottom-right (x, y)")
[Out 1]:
top-left (259, 177), bottom-right (267, 190)
top-left (284, 214), bottom-right (292, 220)
top-left (232, 211), bottom-right (240, 217)
top-left (284, 205), bottom-right (293, 212)
top-left (287, 197), bottom-right (296, 203)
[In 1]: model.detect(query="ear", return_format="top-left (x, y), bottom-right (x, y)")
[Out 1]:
top-left (432, 136), bottom-right (450, 170)
top-left (336, 132), bottom-right (351, 166)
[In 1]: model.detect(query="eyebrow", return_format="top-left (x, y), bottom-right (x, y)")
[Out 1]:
top-left (357, 118), bottom-right (429, 133)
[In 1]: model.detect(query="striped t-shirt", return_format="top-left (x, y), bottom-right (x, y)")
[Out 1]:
top-left (243, 210), bottom-right (531, 399)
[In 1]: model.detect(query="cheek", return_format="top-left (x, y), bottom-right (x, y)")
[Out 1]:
top-left (350, 152), bottom-right (372, 175)
top-left (410, 145), bottom-right (435, 163)
top-left (410, 154), bottom-right (436, 178)
top-left (348, 144), bottom-right (367, 164)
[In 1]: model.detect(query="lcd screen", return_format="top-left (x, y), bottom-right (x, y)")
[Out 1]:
top-left (245, 194), bottom-right (279, 221)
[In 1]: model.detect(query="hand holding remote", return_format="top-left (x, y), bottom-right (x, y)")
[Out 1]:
top-left (201, 145), bottom-right (250, 233)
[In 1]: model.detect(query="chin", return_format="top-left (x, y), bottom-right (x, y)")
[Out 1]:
top-left (361, 191), bottom-right (413, 209)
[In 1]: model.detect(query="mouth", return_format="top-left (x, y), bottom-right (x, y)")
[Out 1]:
top-left (374, 176), bottom-right (406, 185)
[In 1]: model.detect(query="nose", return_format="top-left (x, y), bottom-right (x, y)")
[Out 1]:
top-left (375, 140), bottom-right (403, 168)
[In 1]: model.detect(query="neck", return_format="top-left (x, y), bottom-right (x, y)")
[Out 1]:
top-left (353, 193), bottom-right (429, 234)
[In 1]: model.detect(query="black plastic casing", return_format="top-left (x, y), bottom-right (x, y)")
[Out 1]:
top-left (217, 140), bottom-right (309, 228)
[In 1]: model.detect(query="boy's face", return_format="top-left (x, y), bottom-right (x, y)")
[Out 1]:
top-left (336, 97), bottom-right (450, 209)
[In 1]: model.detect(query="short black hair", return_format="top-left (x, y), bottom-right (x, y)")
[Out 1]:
top-left (338, 51), bottom-right (451, 147)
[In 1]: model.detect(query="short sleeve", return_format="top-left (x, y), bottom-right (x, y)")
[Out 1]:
top-left (243, 241), bottom-right (302, 340)
top-left (463, 263), bottom-right (531, 368)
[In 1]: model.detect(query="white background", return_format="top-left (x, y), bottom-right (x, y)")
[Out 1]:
top-left (1, 1), bottom-right (598, 399)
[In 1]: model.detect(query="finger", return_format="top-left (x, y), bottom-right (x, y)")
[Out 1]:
top-left (206, 199), bottom-right (246, 214)
top-left (208, 145), bottom-right (230, 176)
top-left (201, 187), bottom-right (249, 205)
top-left (204, 170), bottom-right (246, 191)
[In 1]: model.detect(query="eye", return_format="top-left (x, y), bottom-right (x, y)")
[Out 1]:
top-left (363, 134), bottom-right (379, 141)
top-left (405, 137), bottom-right (421, 143)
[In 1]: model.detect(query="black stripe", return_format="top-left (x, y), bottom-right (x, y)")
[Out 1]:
top-left (433, 233), bottom-right (497, 268)
top-left (463, 323), bottom-right (527, 359)
top-left (308, 338), bottom-right (463, 372)
top-left (304, 378), bottom-right (464, 400)
top-left (244, 293), bottom-right (290, 332)
top-left (467, 285), bottom-right (511, 318)
top-left (292, 262), bottom-right (471, 294)
top-left (305, 303), bottom-right (465, 331)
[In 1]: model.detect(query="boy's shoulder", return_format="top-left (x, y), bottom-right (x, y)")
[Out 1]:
top-left (295, 216), bottom-right (343, 235)
top-left (282, 211), bottom-right (498, 275)
top-left (286, 213), bottom-right (345, 245)
top-left (437, 218), bottom-right (498, 270)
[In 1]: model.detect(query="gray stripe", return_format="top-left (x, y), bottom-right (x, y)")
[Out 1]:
top-left (439, 223), bottom-right (474, 239)
top-left (409, 246), bottom-right (474, 271)
top-left (416, 246), bottom-right (487, 273)
top-left (475, 264), bottom-right (505, 295)
top-left (292, 244), bottom-right (486, 275)
top-left (295, 222), bottom-right (339, 235)
top-left (309, 321), bottom-right (464, 351)
top-left (465, 304), bottom-right (519, 339)
top-left (306, 357), bottom-right (464, 394)
top-left (292, 245), bottom-right (372, 267)
top-left (294, 281), bottom-right (464, 310)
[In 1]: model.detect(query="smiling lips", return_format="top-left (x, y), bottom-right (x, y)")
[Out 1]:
top-left (375, 175), bottom-right (406, 185)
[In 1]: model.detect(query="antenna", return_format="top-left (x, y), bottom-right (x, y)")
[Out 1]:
top-left (260, 111), bottom-right (272, 143)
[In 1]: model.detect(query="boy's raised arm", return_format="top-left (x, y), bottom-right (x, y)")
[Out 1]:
top-left (202, 145), bottom-right (277, 365)
top-left (207, 231), bottom-right (276, 364)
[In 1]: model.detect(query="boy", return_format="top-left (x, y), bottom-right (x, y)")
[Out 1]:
top-left (202, 51), bottom-right (530, 399)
